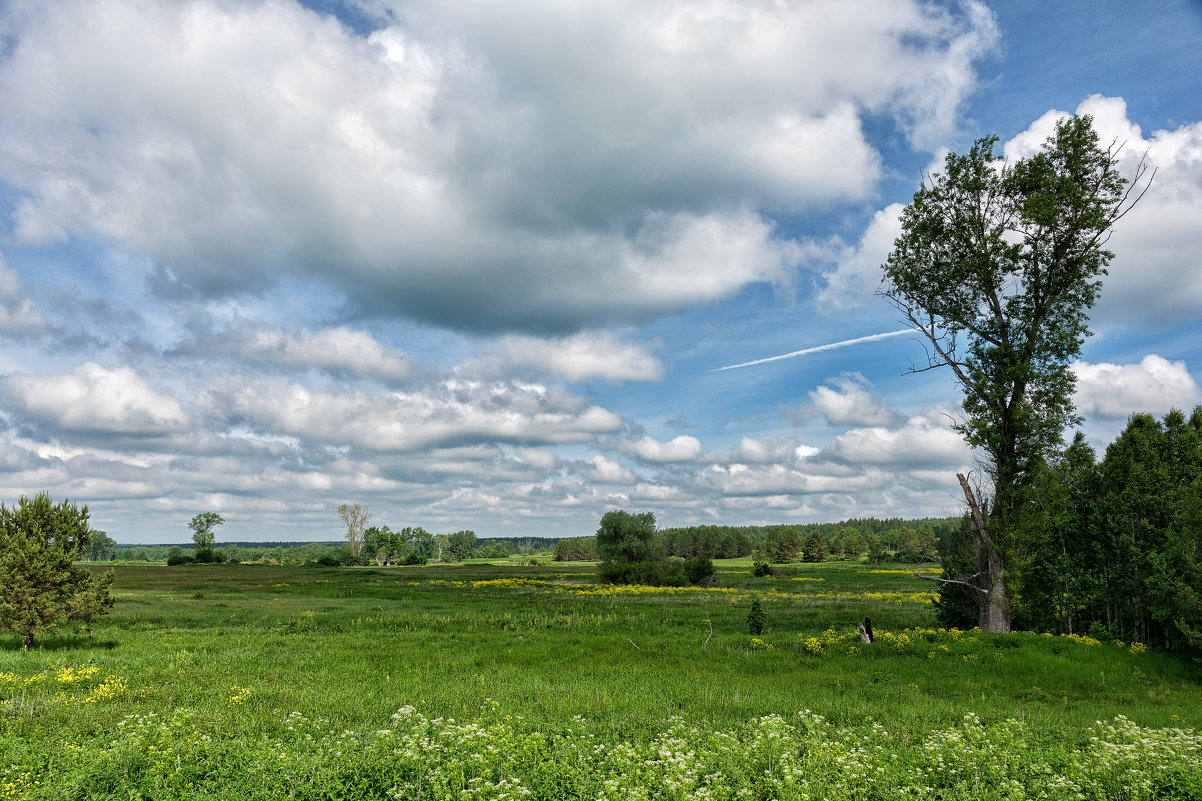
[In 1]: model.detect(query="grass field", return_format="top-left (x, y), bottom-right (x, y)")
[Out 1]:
top-left (3, 559), bottom-right (1201, 799)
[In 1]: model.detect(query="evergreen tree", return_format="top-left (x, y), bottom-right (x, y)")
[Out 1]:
top-left (0, 493), bottom-right (115, 648)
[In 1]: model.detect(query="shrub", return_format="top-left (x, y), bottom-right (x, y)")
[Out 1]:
top-left (753, 561), bottom-right (773, 577)
top-left (166, 555), bottom-right (194, 566)
top-left (684, 555), bottom-right (715, 585)
top-left (747, 599), bottom-right (767, 635)
top-left (399, 552), bottom-right (428, 566)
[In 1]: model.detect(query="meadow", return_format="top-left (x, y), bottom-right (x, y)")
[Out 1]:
top-left (2, 559), bottom-right (1201, 799)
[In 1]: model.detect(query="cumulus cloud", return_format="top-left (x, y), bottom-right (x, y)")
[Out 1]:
top-left (478, 332), bottom-right (664, 383)
top-left (207, 377), bottom-right (623, 453)
top-left (805, 372), bottom-right (904, 427)
top-left (625, 435), bottom-right (704, 463)
top-left (0, 363), bottom-right (189, 436)
top-left (190, 324), bottom-right (412, 383)
top-left (1072, 355), bottom-right (1200, 419)
top-left (575, 455), bottom-right (637, 485)
top-left (0, 0), bottom-right (996, 334)
top-left (729, 437), bottom-right (807, 465)
top-left (700, 463), bottom-right (893, 497)
top-left (823, 413), bottom-right (969, 467)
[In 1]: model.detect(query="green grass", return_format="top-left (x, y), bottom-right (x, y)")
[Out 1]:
top-left (2, 560), bottom-right (1201, 798)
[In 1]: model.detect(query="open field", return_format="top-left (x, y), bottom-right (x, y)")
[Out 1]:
top-left (3, 560), bottom-right (1201, 799)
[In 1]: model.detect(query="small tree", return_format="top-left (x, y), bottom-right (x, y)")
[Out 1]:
top-left (747, 599), bottom-right (767, 635)
top-left (188, 512), bottom-right (224, 563)
top-left (0, 493), bottom-right (115, 648)
top-left (684, 554), bottom-right (715, 585)
top-left (338, 504), bottom-right (370, 562)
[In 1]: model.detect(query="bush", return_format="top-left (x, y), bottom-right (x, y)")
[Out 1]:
top-left (399, 552), bottom-right (428, 566)
top-left (166, 555), bottom-right (194, 566)
top-left (753, 561), bottom-right (773, 577)
top-left (684, 555), bottom-right (715, 585)
top-left (747, 599), bottom-right (767, 635)
top-left (598, 560), bottom-right (686, 587)
top-left (315, 554), bottom-right (341, 567)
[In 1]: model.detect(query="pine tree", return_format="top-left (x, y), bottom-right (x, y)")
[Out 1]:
top-left (0, 493), bottom-right (114, 648)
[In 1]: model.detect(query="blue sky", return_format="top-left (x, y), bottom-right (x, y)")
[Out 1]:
top-left (0, 0), bottom-right (1199, 544)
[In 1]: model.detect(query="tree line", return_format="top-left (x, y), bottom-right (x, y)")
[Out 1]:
top-left (554, 516), bottom-right (956, 564)
top-left (938, 408), bottom-right (1202, 649)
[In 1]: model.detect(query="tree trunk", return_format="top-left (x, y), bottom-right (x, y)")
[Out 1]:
top-left (25, 630), bottom-right (34, 649)
top-left (957, 473), bottom-right (1011, 633)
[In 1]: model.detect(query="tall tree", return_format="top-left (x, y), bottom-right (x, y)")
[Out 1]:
top-left (880, 114), bottom-right (1149, 632)
top-left (188, 512), bottom-right (224, 562)
top-left (86, 531), bottom-right (117, 562)
top-left (0, 493), bottom-right (115, 648)
top-left (338, 504), bottom-right (370, 562)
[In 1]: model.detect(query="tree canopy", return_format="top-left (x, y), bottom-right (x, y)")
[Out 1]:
top-left (188, 512), bottom-right (224, 562)
top-left (880, 114), bottom-right (1150, 632)
top-left (0, 493), bottom-right (114, 648)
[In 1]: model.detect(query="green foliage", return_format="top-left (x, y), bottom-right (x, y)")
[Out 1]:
top-left (444, 530), bottom-right (478, 562)
top-left (594, 510), bottom-right (688, 586)
top-left (747, 599), bottom-right (767, 635)
top-left (6, 700), bottom-right (1200, 800)
top-left (684, 554), bottom-right (715, 585)
top-left (882, 115), bottom-right (1143, 632)
top-left (363, 525), bottom-right (407, 566)
top-left (596, 510), bottom-right (656, 564)
top-left (754, 528), bottom-right (802, 563)
top-left (85, 531), bottom-right (117, 562)
top-left (0, 493), bottom-right (115, 647)
top-left (934, 517), bottom-right (980, 630)
top-left (1008, 408), bottom-right (1202, 647)
top-left (553, 536), bottom-right (599, 561)
top-left (752, 561), bottom-right (772, 577)
top-left (188, 512), bottom-right (224, 562)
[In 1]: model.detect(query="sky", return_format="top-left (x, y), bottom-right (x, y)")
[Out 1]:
top-left (0, 0), bottom-right (1200, 544)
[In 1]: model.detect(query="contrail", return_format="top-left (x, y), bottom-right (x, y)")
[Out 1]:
top-left (711, 329), bottom-right (912, 372)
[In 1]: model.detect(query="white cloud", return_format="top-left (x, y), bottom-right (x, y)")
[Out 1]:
top-left (0, 0), bottom-right (997, 334)
top-left (729, 437), bottom-right (804, 465)
top-left (811, 203), bottom-right (905, 311)
top-left (208, 377), bottom-right (624, 453)
top-left (1072, 355), bottom-right (1200, 419)
top-left (806, 372), bottom-right (904, 427)
top-left (700, 463), bottom-right (893, 497)
top-left (576, 455), bottom-right (637, 485)
top-left (483, 332), bottom-right (664, 383)
top-left (0, 363), bottom-right (189, 436)
top-left (626, 435), bottom-right (704, 463)
top-left (824, 414), bottom-right (969, 467)
top-left (0, 255), bottom-right (50, 335)
top-left (219, 325), bottom-right (412, 382)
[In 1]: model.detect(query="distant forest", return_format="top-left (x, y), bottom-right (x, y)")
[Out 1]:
top-left (551, 516), bottom-right (957, 563)
top-left (93, 518), bottom-right (954, 567)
